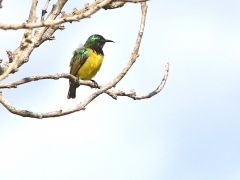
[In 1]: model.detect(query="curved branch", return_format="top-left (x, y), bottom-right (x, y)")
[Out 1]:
top-left (112, 62), bottom-right (169, 100)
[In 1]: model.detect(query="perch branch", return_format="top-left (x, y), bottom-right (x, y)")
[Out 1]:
top-left (0, 62), bottom-right (169, 100)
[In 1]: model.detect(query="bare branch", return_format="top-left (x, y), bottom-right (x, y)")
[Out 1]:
top-left (0, 0), bottom-right (2, 8)
top-left (28, 0), bottom-right (38, 23)
top-left (24, 0), bottom-right (38, 47)
top-left (41, 0), bottom-right (51, 21)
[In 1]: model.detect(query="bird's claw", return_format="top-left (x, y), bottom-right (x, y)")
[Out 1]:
top-left (90, 79), bottom-right (99, 88)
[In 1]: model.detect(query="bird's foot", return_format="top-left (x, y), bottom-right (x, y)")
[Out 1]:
top-left (90, 79), bottom-right (99, 88)
top-left (75, 77), bottom-right (80, 88)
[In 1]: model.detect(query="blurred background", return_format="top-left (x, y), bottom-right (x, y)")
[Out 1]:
top-left (0, 0), bottom-right (240, 179)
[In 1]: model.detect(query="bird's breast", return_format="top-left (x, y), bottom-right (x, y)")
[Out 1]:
top-left (78, 48), bottom-right (104, 80)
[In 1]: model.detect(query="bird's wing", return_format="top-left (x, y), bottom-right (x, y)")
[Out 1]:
top-left (69, 48), bottom-right (89, 76)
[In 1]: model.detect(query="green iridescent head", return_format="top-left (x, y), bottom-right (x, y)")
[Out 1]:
top-left (84, 34), bottom-right (114, 50)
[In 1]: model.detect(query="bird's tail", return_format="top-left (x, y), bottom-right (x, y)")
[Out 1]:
top-left (67, 81), bottom-right (77, 99)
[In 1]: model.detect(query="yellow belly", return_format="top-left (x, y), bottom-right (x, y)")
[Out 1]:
top-left (78, 48), bottom-right (103, 80)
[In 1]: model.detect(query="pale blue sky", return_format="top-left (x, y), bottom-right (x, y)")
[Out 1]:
top-left (0, 0), bottom-right (240, 180)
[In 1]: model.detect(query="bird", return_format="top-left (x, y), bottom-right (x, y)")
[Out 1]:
top-left (67, 34), bottom-right (114, 99)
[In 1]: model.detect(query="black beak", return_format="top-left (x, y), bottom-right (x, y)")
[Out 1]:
top-left (105, 39), bottom-right (114, 43)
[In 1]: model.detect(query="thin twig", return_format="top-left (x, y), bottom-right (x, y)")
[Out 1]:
top-left (41, 0), bottom-right (51, 21)
top-left (132, 62), bottom-right (169, 100)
